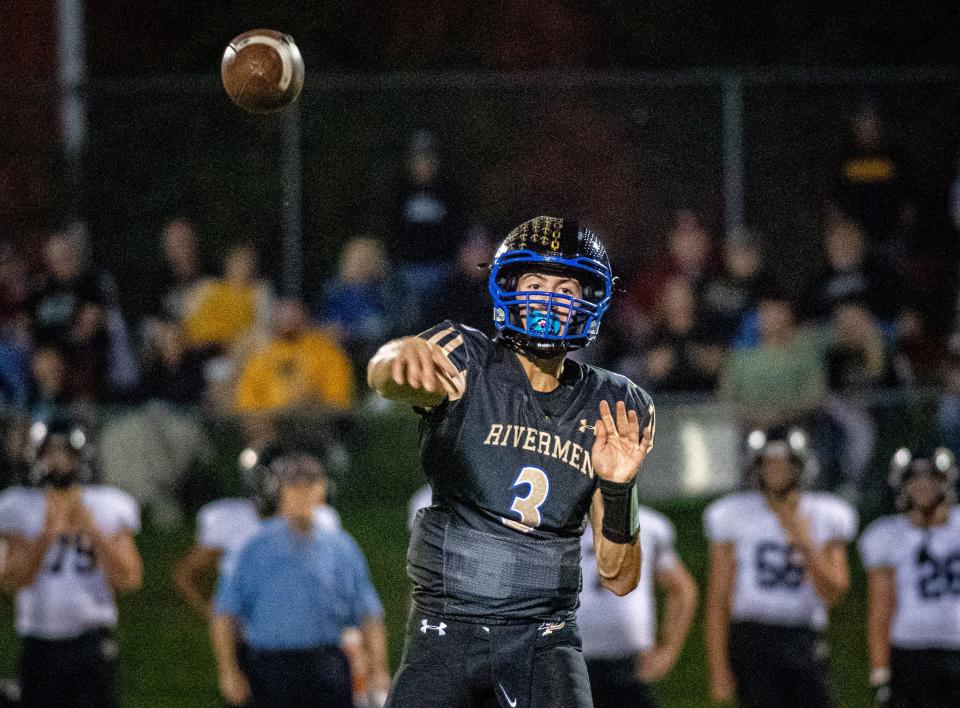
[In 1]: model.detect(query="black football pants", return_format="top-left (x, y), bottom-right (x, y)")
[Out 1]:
top-left (386, 611), bottom-right (594, 708)
top-left (19, 628), bottom-right (118, 708)
top-left (890, 647), bottom-right (960, 708)
top-left (728, 620), bottom-right (834, 708)
top-left (585, 656), bottom-right (658, 708)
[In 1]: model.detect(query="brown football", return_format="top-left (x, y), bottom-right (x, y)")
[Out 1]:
top-left (221, 29), bottom-right (304, 114)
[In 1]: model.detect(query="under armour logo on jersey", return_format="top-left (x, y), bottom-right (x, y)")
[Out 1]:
top-left (579, 419), bottom-right (595, 433)
top-left (538, 621), bottom-right (566, 636)
top-left (420, 619), bottom-right (447, 636)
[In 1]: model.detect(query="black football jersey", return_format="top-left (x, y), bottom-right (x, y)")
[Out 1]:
top-left (407, 321), bottom-right (654, 623)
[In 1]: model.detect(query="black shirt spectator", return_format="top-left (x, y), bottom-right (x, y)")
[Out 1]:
top-left (700, 230), bottom-right (771, 346)
top-left (832, 104), bottom-right (916, 247)
top-left (800, 216), bottom-right (899, 323)
top-left (641, 277), bottom-right (724, 393)
top-left (146, 218), bottom-right (210, 322)
top-left (30, 236), bottom-right (107, 347)
top-left (419, 227), bottom-right (494, 334)
top-left (388, 129), bottom-right (464, 265)
top-left (140, 319), bottom-right (207, 406)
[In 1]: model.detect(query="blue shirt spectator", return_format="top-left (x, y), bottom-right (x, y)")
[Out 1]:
top-left (214, 516), bottom-right (383, 650)
top-left (0, 334), bottom-right (30, 407)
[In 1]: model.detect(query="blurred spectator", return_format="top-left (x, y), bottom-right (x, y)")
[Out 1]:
top-left (28, 346), bottom-right (73, 422)
top-left (700, 229), bottom-right (770, 346)
top-left (315, 235), bottom-right (394, 368)
top-left (139, 319), bottom-right (206, 406)
top-left (890, 308), bottom-right (941, 386)
top-left (826, 300), bottom-right (896, 391)
top-left (823, 300), bottom-right (891, 496)
top-left (235, 300), bottom-right (354, 413)
top-left (183, 243), bottom-right (273, 353)
top-left (832, 103), bottom-right (916, 248)
top-left (0, 242), bottom-right (30, 325)
top-left (799, 215), bottom-right (899, 323)
top-left (719, 292), bottom-right (826, 429)
top-left (938, 334), bottom-right (960, 460)
top-left (618, 208), bottom-right (716, 344)
top-left (66, 301), bottom-right (113, 401)
top-left (148, 218), bottom-right (210, 321)
top-left (30, 228), bottom-right (107, 348)
top-left (30, 227), bottom-right (138, 400)
top-left (622, 277), bottom-right (723, 394)
top-left (419, 225), bottom-right (494, 333)
top-left (0, 323), bottom-right (30, 408)
top-left (388, 129), bottom-right (465, 327)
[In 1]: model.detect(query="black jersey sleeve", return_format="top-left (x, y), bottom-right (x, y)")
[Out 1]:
top-left (414, 320), bottom-right (491, 414)
top-left (416, 320), bottom-right (473, 375)
top-left (626, 381), bottom-right (656, 449)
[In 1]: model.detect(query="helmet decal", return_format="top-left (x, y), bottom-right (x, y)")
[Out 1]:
top-left (489, 216), bottom-right (614, 358)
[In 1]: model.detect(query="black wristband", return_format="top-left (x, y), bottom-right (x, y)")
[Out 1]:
top-left (598, 476), bottom-right (639, 544)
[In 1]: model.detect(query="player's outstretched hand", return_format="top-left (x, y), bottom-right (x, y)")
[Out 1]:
top-left (591, 400), bottom-right (653, 484)
top-left (368, 336), bottom-right (463, 406)
top-left (389, 337), bottom-right (460, 394)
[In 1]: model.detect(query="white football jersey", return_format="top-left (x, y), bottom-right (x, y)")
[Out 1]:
top-left (0, 485), bottom-right (140, 640)
top-left (859, 507), bottom-right (960, 650)
top-left (196, 498), bottom-right (341, 575)
top-left (577, 506), bottom-right (679, 658)
top-left (704, 490), bottom-right (858, 630)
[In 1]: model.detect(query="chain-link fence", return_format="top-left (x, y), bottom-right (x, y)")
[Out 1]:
top-left (3, 71), bottom-right (928, 314)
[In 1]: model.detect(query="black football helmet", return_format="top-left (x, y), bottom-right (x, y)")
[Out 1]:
top-left (238, 444), bottom-right (326, 517)
top-left (888, 447), bottom-right (958, 511)
top-left (745, 425), bottom-right (816, 493)
top-left (28, 417), bottom-right (94, 488)
top-left (488, 216), bottom-right (614, 358)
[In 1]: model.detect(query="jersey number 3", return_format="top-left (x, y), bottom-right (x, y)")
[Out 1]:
top-left (501, 466), bottom-right (550, 533)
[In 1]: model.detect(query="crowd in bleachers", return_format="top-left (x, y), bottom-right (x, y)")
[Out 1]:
top-left (1, 107), bottom-right (960, 504)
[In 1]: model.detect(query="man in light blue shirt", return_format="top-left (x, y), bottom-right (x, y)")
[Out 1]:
top-left (210, 452), bottom-right (389, 708)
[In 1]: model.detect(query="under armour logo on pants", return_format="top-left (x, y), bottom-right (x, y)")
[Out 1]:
top-left (420, 619), bottom-right (447, 636)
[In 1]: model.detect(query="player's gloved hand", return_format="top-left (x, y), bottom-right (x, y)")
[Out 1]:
top-left (871, 668), bottom-right (891, 707)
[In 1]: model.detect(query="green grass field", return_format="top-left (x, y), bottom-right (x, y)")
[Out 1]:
top-left (0, 412), bottom-right (875, 707)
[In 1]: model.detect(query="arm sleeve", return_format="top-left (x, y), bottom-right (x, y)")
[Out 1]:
top-left (118, 493), bottom-right (141, 534)
top-left (626, 382), bottom-right (655, 441)
top-left (196, 505), bottom-right (222, 548)
top-left (703, 499), bottom-right (735, 542)
top-left (344, 536), bottom-right (384, 624)
top-left (212, 548), bottom-right (246, 617)
top-left (0, 491), bottom-right (21, 534)
top-left (416, 321), bottom-right (472, 375)
top-left (827, 498), bottom-right (859, 543)
top-left (653, 516), bottom-right (679, 573)
top-left (858, 520), bottom-right (892, 568)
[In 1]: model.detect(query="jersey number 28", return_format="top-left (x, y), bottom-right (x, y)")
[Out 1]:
top-left (501, 466), bottom-right (550, 533)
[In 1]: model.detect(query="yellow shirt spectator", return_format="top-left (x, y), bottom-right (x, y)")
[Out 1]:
top-left (183, 281), bottom-right (257, 348)
top-left (235, 330), bottom-right (354, 412)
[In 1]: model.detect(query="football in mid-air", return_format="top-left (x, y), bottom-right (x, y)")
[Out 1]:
top-left (221, 29), bottom-right (304, 114)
